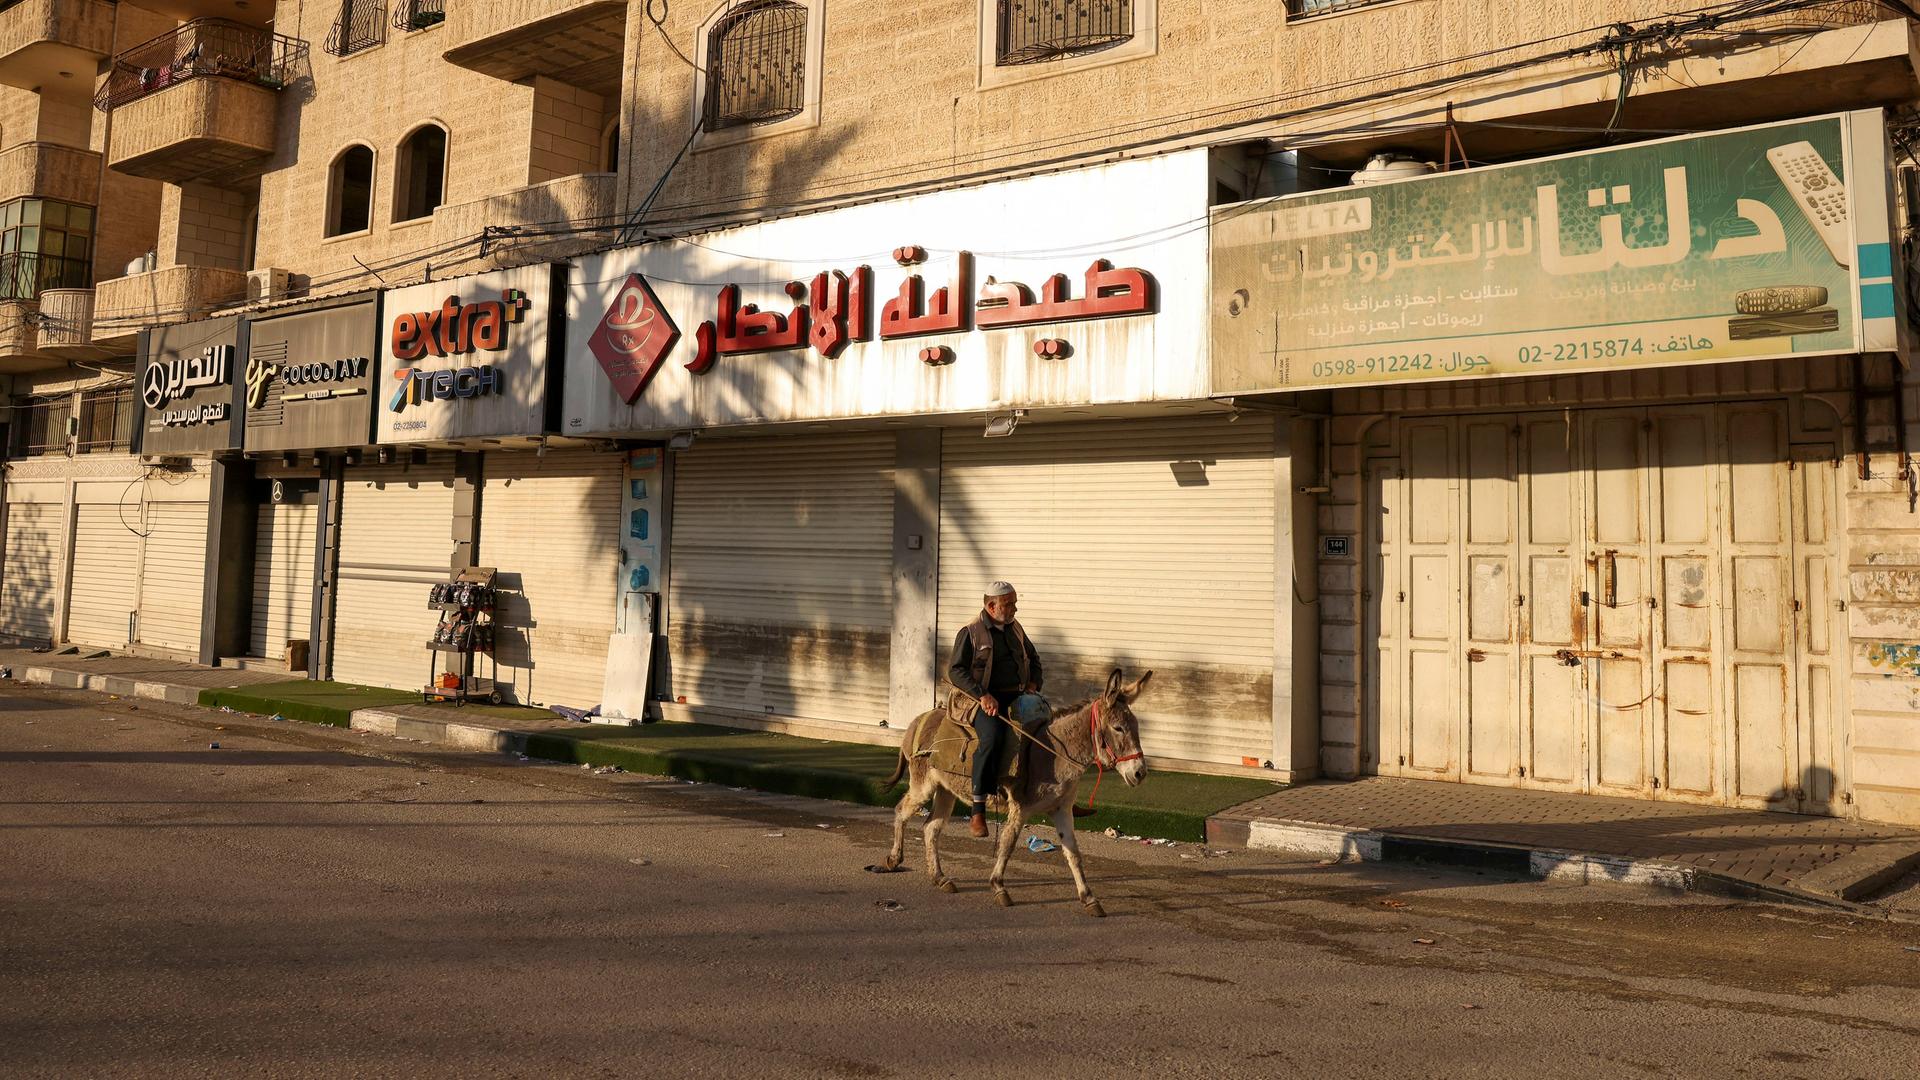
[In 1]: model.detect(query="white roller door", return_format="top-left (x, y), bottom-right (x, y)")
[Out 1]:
top-left (668, 434), bottom-right (894, 729)
top-left (134, 501), bottom-right (208, 655)
top-left (1, 492), bottom-right (64, 643)
top-left (250, 501), bottom-right (318, 662)
top-left (939, 417), bottom-right (1276, 768)
top-left (67, 499), bottom-right (141, 648)
top-left (331, 461), bottom-right (456, 691)
top-left (478, 449), bottom-right (622, 707)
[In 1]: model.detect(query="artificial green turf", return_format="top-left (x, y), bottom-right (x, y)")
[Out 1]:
top-left (214, 681), bottom-right (1283, 841)
top-left (198, 680), bottom-right (419, 728)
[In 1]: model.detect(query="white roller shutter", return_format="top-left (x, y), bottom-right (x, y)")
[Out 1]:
top-left (67, 499), bottom-right (141, 648)
top-left (134, 502), bottom-right (208, 655)
top-left (250, 501), bottom-right (318, 662)
top-left (1, 492), bottom-right (64, 643)
top-left (478, 449), bottom-right (622, 707)
top-left (668, 434), bottom-right (894, 729)
top-left (938, 417), bottom-right (1276, 768)
top-left (331, 461), bottom-right (456, 691)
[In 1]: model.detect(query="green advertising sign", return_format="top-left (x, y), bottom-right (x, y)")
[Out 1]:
top-left (1211, 114), bottom-right (1890, 393)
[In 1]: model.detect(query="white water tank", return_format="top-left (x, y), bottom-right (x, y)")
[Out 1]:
top-left (1351, 153), bottom-right (1438, 186)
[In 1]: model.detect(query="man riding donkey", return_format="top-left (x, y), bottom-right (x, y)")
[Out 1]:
top-left (945, 580), bottom-right (1051, 837)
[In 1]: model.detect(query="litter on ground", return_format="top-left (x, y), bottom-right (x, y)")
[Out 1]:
top-left (1026, 836), bottom-right (1058, 853)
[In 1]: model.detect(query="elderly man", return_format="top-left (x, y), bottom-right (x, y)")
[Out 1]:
top-left (946, 580), bottom-right (1045, 837)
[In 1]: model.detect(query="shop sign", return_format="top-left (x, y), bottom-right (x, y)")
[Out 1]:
top-left (137, 316), bottom-right (243, 456)
top-left (243, 294), bottom-right (381, 453)
top-left (1212, 110), bottom-right (1905, 394)
top-left (377, 265), bottom-right (555, 444)
top-left (564, 150), bottom-right (1212, 432)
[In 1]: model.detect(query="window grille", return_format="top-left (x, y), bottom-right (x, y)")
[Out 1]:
top-left (326, 0), bottom-right (388, 57)
top-left (9, 396), bottom-right (72, 457)
top-left (996, 0), bottom-right (1133, 66)
top-left (703, 1), bottom-right (808, 131)
top-left (76, 389), bottom-right (135, 454)
top-left (95, 19), bottom-right (307, 112)
top-left (393, 0), bottom-right (445, 32)
top-left (1283, 0), bottom-right (1393, 17)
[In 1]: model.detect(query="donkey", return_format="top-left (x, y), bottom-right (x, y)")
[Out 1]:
top-left (877, 669), bottom-right (1152, 916)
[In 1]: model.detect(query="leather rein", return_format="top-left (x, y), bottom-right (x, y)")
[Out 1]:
top-left (1004, 698), bottom-right (1141, 813)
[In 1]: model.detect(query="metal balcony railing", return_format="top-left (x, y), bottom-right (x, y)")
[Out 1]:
top-left (393, 0), bottom-right (445, 32)
top-left (94, 19), bottom-right (307, 112)
top-left (996, 0), bottom-right (1133, 66)
top-left (0, 251), bottom-right (91, 302)
top-left (327, 0), bottom-right (388, 56)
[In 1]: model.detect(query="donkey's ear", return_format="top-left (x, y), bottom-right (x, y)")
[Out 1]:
top-left (1124, 669), bottom-right (1153, 701)
top-left (1105, 668), bottom-right (1124, 696)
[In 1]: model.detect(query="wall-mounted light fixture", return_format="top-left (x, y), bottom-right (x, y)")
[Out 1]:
top-left (667, 431), bottom-right (697, 451)
top-left (983, 410), bottom-right (1025, 438)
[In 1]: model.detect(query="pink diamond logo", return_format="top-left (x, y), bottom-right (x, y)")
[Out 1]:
top-left (589, 274), bottom-right (679, 404)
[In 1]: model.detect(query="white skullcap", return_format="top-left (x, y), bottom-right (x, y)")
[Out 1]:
top-left (985, 580), bottom-right (1016, 597)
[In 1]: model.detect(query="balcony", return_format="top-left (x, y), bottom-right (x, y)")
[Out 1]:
top-left (95, 19), bottom-right (307, 187)
top-left (0, 0), bottom-right (114, 91)
top-left (429, 172), bottom-right (616, 274)
top-left (0, 141), bottom-right (100, 205)
top-left (92, 264), bottom-right (246, 343)
top-left (36, 286), bottom-right (112, 359)
top-left (443, 1), bottom-right (626, 96)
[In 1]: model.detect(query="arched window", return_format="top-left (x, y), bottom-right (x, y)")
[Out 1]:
top-left (602, 118), bottom-right (620, 174)
top-left (326, 145), bottom-right (374, 237)
top-left (702, 0), bottom-right (807, 130)
top-left (394, 124), bottom-right (448, 222)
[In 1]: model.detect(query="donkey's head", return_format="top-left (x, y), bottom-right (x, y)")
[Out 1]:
top-left (1093, 668), bottom-right (1153, 786)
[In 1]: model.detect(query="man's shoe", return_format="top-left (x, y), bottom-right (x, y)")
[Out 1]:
top-left (968, 811), bottom-right (989, 837)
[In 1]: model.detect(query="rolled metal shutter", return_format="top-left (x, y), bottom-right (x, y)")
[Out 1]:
top-left (668, 434), bottom-right (894, 729)
top-left (134, 501), bottom-right (209, 655)
top-left (938, 417), bottom-right (1276, 768)
top-left (478, 449), bottom-right (622, 707)
top-left (67, 494), bottom-right (142, 648)
top-left (249, 501), bottom-right (318, 662)
top-left (331, 461), bottom-right (457, 690)
top-left (1, 490), bottom-right (65, 644)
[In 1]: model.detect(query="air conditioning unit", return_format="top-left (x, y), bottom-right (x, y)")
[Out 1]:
top-left (247, 267), bottom-right (294, 303)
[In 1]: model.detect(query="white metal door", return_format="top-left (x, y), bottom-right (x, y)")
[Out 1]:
top-left (67, 500), bottom-right (141, 648)
top-left (938, 417), bottom-right (1276, 768)
top-left (1, 495), bottom-right (64, 643)
top-left (134, 502), bottom-right (209, 655)
top-left (1399, 419), bottom-right (1460, 780)
top-left (331, 462), bottom-right (456, 690)
top-left (668, 435), bottom-right (895, 729)
top-left (250, 501), bottom-right (318, 662)
top-left (479, 449), bottom-right (622, 708)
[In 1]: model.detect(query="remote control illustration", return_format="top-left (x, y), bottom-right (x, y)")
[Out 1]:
top-left (1766, 141), bottom-right (1849, 268)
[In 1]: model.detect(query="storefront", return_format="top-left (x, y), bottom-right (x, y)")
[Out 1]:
top-left (1212, 110), bottom-right (1920, 821)
top-left (562, 150), bottom-right (1316, 770)
top-left (237, 292), bottom-right (381, 670)
top-left (345, 263), bottom-right (609, 705)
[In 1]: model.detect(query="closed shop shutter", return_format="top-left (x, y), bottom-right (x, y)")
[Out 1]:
top-left (668, 434), bottom-right (894, 729)
top-left (134, 502), bottom-right (209, 655)
top-left (1, 492), bottom-right (65, 643)
top-left (478, 449), bottom-right (622, 707)
top-left (938, 417), bottom-right (1276, 768)
top-left (67, 499), bottom-right (142, 648)
top-left (249, 502), bottom-right (318, 662)
top-left (331, 461), bottom-right (456, 690)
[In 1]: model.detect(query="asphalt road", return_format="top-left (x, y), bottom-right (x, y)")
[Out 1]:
top-left (4, 684), bottom-right (1919, 1079)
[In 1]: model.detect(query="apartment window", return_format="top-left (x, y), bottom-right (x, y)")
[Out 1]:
top-left (392, 0), bottom-right (445, 32)
top-left (702, 1), bottom-right (808, 130)
top-left (326, 145), bottom-right (375, 237)
top-left (394, 124), bottom-right (448, 222)
top-left (325, 0), bottom-right (387, 57)
top-left (9, 395), bottom-right (72, 457)
top-left (603, 119), bottom-right (620, 173)
top-left (1284, 0), bottom-right (1395, 16)
top-left (996, 0), bottom-right (1133, 65)
top-left (0, 198), bottom-right (94, 302)
top-left (76, 388), bottom-right (134, 454)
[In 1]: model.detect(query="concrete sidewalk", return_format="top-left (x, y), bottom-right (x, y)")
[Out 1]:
top-left (1209, 777), bottom-right (1920, 909)
top-left (0, 646), bottom-right (290, 704)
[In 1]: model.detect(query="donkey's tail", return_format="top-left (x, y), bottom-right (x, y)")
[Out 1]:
top-left (882, 749), bottom-right (908, 790)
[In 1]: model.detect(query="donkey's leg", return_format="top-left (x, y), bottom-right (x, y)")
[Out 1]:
top-left (883, 769), bottom-right (928, 872)
top-left (1050, 807), bottom-right (1103, 917)
top-left (987, 801), bottom-right (1025, 908)
top-left (924, 785), bottom-right (959, 893)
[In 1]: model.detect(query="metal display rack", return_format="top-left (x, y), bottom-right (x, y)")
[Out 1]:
top-left (423, 566), bottom-right (501, 705)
